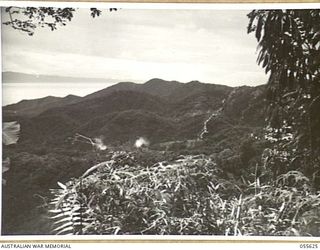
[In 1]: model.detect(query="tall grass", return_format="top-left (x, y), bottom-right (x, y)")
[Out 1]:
top-left (49, 151), bottom-right (320, 236)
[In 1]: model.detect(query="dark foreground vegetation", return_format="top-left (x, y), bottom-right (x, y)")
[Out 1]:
top-left (49, 150), bottom-right (320, 236)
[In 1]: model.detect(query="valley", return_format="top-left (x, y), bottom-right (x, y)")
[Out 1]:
top-left (2, 78), bottom-right (267, 234)
top-left (3, 76), bottom-right (319, 236)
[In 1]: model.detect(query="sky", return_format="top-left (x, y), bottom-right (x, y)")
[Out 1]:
top-left (1, 7), bottom-right (268, 105)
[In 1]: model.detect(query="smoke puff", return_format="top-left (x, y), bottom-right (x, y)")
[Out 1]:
top-left (93, 137), bottom-right (107, 150)
top-left (135, 137), bottom-right (150, 148)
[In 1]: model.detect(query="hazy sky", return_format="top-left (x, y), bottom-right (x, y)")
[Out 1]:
top-left (2, 7), bottom-right (268, 105)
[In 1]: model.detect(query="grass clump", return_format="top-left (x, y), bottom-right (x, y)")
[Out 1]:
top-left (49, 150), bottom-right (320, 236)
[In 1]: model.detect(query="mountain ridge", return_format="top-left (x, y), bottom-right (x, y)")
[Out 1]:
top-left (3, 78), bottom-right (266, 147)
top-left (3, 94), bottom-right (82, 117)
top-left (3, 78), bottom-right (232, 116)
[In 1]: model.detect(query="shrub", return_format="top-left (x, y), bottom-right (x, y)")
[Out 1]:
top-left (49, 151), bottom-right (320, 236)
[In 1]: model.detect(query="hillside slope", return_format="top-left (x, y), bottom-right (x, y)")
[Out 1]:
top-left (3, 95), bottom-right (81, 117)
top-left (3, 79), bottom-right (266, 149)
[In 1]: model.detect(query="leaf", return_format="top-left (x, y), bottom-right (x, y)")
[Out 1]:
top-left (262, 53), bottom-right (269, 68)
top-left (2, 121), bottom-right (20, 145)
top-left (256, 15), bottom-right (264, 41)
top-left (53, 217), bottom-right (74, 225)
top-left (56, 226), bottom-right (74, 235)
top-left (52, 221), bottom-right (73, 232)
top-left (247, 11), bottom-right (255, 33)
top-left (2, 157), bottom-right (10, 173)
top-left (49, 208), bottom-right (72, 213)
top-left (291, 227), bottom-right (300, 236)
top-left (57, 182), bottom-right (67, 190)
top-left (50, 212), bottom-right (75, 219)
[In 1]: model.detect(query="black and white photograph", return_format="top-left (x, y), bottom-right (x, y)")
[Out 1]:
top-left (1, 3), bottom-right (320, 238)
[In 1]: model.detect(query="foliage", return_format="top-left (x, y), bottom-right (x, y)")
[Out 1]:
top-left (3, 7), bottom-right (116, 35)
top-left (247, 9), bottom-right (320, 183)
top-left (1, 149), bottom-right (99, 234)
top-left (247, 9), bottom-right (320, 147)
top-left (49, 181), bottom-right (91, 235)
top-left (49, 151), bottom-right (320, 236)
top-left (248, 10), bottom-right (320, 82)
top-left (239, 170), bottom-right (320, 236)
top-left (3, 7), bottom-right (76, 35)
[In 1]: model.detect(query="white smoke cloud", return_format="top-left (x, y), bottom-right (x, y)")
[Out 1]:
top-left (93, 137), bottom-right (107, 151)
top-left (135, 137), bottom-right (150, 148)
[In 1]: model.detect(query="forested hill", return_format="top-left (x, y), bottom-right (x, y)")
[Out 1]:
top-left (3, 95), bottom-right (81, 117)
top-left (2, 77), bottom-right (269, 235)
top-left (3, 78), bottom-right (266, 149)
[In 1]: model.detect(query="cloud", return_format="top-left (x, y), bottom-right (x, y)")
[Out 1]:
top-left (2, 8), bottom-right (267, 86)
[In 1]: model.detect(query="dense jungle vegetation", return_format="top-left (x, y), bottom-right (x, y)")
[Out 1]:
top-left (2, 8), bottom-right (320, 235)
